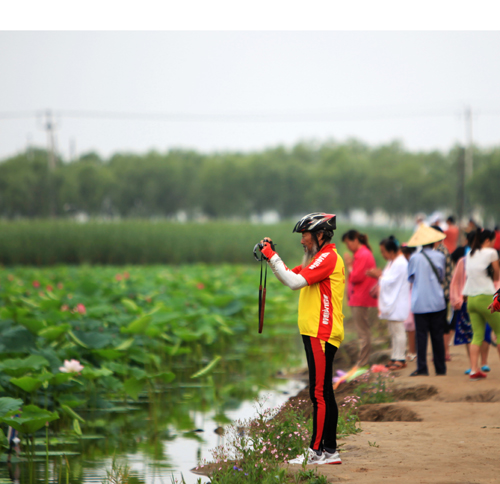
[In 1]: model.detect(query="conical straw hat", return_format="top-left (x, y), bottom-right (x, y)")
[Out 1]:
top-left (406, 224), bottom-right (446, 247)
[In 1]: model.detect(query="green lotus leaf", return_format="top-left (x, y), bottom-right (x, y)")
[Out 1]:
top-left (17, 317), bottom-right (46, 335)
top-left (81, 367), bottom-right (113, 381)
top-left (67, 330), bottom-right (89, 348)
top-left (173, 328), bottom-right (200, 342)
top-left (92, 349), bottom-right (122, 360)
top-left (121, 298), bottom-right (140, 314)
top-left (50, 373), bottom-right (74, 386)
top-left (0, 405), bottom-right (59, 434)
top-left (0, 397), bottom-right (23, 418)
top-left (73, 418), bottom-right (82, 436)
top-left (150, 371), bottom-right (175, 383)
top-left (71, 331), bottom-right (112, 349)
top-left (129, 367), bottom-right (147, 380)
top-left (18, 297), bottom-right (39, 309)
top-left (0, 307), bottom-right (14, 320)
top-left (10, 376), bottom-right (43, 393)
top-left (0, 355), bottom-right (50, 377)
top-left (60, 404), bottom-right (85, 423)
top-left (38, 324), bottom-right (71, 341)
top-left (120, 315), bottom-right (152, 334)
top-left (114, 338), bottom-right (134, 351)
top-left (106, 362), bottom-right (128, 375)
top-left (190, 356), bottom-right (221, 379)
top-left (123, 377), bottom-right (145, 401)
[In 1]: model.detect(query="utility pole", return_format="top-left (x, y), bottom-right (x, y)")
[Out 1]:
top-left (44, 109), bottom-right (57, 171)
top-left (464, 106), bottom-right (473, 179)
top-left (43, 109), bottom-right (57, 216)
top-left (461, 106), bottom-right (474, 220)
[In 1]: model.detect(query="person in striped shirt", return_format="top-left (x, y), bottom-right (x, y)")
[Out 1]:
top-left (259, 212), bottom-right (345, 466)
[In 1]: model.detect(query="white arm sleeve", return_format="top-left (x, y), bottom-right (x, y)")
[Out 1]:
top-left (267, 254), bottom-right (308, 290)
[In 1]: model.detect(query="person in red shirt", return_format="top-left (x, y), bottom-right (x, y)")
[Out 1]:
top-left (443, 216), bottom-right (460, 254)
top-left (494, 226), bottom-right (500, 253)
top-left (259, 212), bottom-right (344, 466)
top-left (342, 230), bottom-right (378, 367)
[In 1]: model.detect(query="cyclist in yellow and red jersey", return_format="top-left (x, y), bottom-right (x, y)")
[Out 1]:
top-left (259, 212), bottom-right (345, 466)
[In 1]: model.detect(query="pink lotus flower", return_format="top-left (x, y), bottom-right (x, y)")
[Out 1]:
top-left (123, 272), bottom-right (130, 280)
top-left (197, 283), bottom-right (205, 290)
top-left (46, 285), bottom-right (53, 292)
top-left (33, 280), bottom-right (40, 288)
top-left (115, 274), bottom-right (123, 281)
top-left (76, 303), bottom-right (86, 315)
top-left (59, 359), bottom-right (84, 373)
top-left (60, 304), bottom-right (69, 312)
top-left (370, 364), bottom-right (389, 373)
top-left (57, 283), bottom-right (64, 290)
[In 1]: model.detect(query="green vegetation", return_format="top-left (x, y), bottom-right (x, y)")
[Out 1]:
top-left (198, 394), bottom-right (354, 484)
top-left (1, 141), bottom-right (499, 221)
top-left (0, 264), bottom-right (303, 475)
top-left (353, 369), bottom-right (394, 405)
top-left (0, 220), bottom-right (411, 266)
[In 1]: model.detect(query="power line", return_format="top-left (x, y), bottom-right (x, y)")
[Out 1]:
top-left (1, 106), bottom-right (500, 123)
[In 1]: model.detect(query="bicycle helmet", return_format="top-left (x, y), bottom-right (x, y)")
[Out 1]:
top-left (292, 212), bottom-right (336, 233)
top-left (293, 212), bottom-right (336, 251)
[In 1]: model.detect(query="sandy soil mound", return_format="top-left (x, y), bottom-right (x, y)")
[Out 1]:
top-left (358, 403), bottom-right (422, 422)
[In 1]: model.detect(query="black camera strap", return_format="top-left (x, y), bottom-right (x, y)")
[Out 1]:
top-left (258, 257), bottom-right (267, 334)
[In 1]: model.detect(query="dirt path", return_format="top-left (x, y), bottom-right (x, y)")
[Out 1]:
top-left (302, 345), bottom-right (500, 483)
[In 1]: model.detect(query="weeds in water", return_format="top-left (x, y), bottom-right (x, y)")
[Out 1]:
top-left (103, 457), bottom-right (130, 484)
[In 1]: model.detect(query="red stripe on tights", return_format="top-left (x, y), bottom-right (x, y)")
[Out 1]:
top-left (311, 337), bottom-right (326, 450)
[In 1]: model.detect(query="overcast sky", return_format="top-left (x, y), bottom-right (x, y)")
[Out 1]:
top-left (1, 31), bottom-right (500, 161)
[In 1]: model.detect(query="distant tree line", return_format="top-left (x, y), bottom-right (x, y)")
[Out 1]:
top-left (0, 140), bottom-right (499, 222)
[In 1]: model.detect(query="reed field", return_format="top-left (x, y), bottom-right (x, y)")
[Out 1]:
top-left (0, 219), bottom-right (412, 266)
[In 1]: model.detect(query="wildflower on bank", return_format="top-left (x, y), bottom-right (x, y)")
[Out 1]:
top-left (32, 280), bottom-right (40, 288)
top-left (59, 359), bottom-right (84, 373)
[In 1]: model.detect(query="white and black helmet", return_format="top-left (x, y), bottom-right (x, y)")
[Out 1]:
top-left (292, 212), bottom-right (336, 234)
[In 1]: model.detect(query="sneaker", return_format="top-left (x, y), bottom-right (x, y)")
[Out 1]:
top-left (288, 448), bottom-right (323, 465)
top-left (470, 371), bottom-right (487, 381)
top-left (481, 365), bottom-right (491, 372)
top-left (321, 450), bottom-right (342, 465)
top-left (464, 369), bottom-right (471, 375)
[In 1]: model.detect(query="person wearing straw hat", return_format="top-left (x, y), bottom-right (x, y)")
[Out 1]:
top-left (406, 224), bottom-right (447, 376)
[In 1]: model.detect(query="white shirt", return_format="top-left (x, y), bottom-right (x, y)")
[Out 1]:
top-left (378, 254), bottom-right (410, 321)
top-left (463, 247), bottom-right (498, 296)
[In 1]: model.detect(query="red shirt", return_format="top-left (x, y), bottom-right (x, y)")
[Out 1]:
top-left (494, 230), bottom-right (500, 252)
top-left (347, 244), bottom-right (377, 307)
top-left (443, 225), bottom-right (459, 254)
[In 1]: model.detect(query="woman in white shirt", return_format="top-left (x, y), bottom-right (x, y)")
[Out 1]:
top-left (462, 229), bottom-right (500, 380)
top-left (367, 236), bottom-right (411, 370)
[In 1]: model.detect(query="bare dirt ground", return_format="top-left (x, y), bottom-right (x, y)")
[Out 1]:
top-left (303, 344), bottom-right (500, 484)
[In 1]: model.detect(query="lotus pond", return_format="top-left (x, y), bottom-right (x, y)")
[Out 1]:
top-left (0, 265), bottom-right (306, 483)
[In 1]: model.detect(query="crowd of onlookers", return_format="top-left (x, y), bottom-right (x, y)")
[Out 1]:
top-left (342, 216), bottom-right (500, 380)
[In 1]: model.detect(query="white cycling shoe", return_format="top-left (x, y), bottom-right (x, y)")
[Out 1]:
top-left (289, 449), bottom-right (342, 465)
